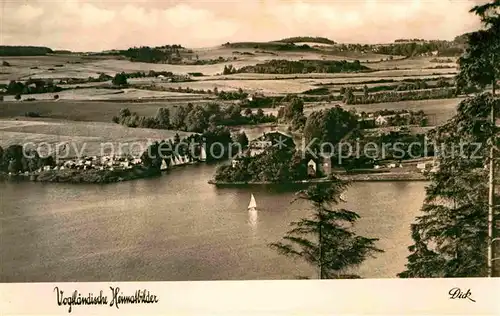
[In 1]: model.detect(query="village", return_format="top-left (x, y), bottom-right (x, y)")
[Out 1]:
top-left (219, 128), bottom-right (439, 185)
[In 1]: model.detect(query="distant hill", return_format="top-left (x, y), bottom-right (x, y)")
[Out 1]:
top-left (276, 36), bottom-right (336, 45)
top-left (394, 38), bottom-right (427, 43)
top-left (222, 41), bottom-right (318, 51)
top-left (0, 46), bottom-right (54, 56)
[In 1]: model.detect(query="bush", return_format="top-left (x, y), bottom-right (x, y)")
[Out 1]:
top-left (2, 61), bottom-right (11, 67)
top-left (25, 111), bottom-right (41, 117)
top-left (53, 94), bottom-right (59, 100)
top-left (112, 73), bottom-right (128, 86)
top-left (14, 94), bottom-right (21, 100)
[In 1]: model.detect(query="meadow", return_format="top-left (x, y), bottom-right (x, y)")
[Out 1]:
top-left (311, 98), bottom-right (461, 125)
top-left (2, 88), bottom-right (210, 102)
top-left (0, 119), bottom-right (192, 157)
top-left (1, 50), bottom-right (456, 83)
top-left (0, 100), bottom-right (207, 122)
top-left (0, 46), bottom-right (463, 159)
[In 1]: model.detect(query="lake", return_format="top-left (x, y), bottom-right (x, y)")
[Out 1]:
top-left (0, 163), bottom-right (427, 282)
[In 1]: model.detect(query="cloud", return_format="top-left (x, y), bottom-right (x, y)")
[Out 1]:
top-left (1, 0), bottom-right (482, 51)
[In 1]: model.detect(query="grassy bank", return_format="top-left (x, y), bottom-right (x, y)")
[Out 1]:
top-left (208, 171), bottom-right (428, 185)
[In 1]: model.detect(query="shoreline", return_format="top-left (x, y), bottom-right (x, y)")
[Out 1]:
top-left (0, 158), bottom-right (212, 184)
top-left (0, 166), bottom-right (161, 184)
top-left (208, 172), bottom-right (429, 185)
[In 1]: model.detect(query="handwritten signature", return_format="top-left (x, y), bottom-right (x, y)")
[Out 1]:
top-left (448, 287), bottom-right (476, 302)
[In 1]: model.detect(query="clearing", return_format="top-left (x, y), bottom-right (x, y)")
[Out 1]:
top-left (0, 119), bottom-right (192, 158)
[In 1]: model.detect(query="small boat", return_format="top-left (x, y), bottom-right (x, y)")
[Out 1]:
top-left (160, 159), bottom-right (168, 171)
top-left (248, 193), bottom-right (257, 211)
top-left (200, 146), bottom-right (207, 161)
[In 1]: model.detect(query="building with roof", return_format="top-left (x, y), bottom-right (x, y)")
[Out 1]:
top-left (248, 131), bottom-right (295, 157)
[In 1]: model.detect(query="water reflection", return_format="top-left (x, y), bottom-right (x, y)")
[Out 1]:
top-left (0, 163), bottom-right (428, 282)
top-left (248, 209), bottom-right (258, 230)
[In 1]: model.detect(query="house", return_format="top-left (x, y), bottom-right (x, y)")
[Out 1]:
top-left (417, 162), bottom-right (435, 173)
top-left (416, 162), bottom-right (428, 170)
top-left (375, 115), bottom-right (388, 126)
top-left (307, 159), bottom-right (317, 177)
top-left (320, 157), bottom-right (332, 176)
top-left (248, 131), bottom-right (295, 157)
top-left (231, 152), bottom-right (246, 168)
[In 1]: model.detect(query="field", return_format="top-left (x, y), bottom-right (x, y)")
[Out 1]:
top-left (0, 119), bottom-right (191, 157)
top-left (259, 98), bottom-right (461, 126)
top-left (2, 88), bottom-right (210, 102)
top-left (341, 98), bottom-right (462, 125)
top-left (0, 47), bottom-right (463, 158)
top-left (153, 80), bottom-right (316, 95)
top-left (0, 100), bottom-right (210, 122)
top-left (0, 50), bottom-right (456, 83)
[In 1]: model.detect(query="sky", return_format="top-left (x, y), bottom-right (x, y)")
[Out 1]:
top-left (0, 0), bottom-right (486, 52)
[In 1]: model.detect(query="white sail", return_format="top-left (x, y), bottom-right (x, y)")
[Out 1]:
top-left (160, 159), bottom-right (168, 170)
top-left (170, 157), bottom-right (175, 166)
top-left (174, 156), bottom-right (182, 165)
top-left (248, 194), bottom-right (257, 210)
top-left (200, 146), bottom-right (207, 161)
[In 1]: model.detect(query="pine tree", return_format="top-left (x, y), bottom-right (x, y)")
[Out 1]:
top-left (269, 181), bottom-right (383, 279)
top-left (399, 94), bottom-right (499, 277)
top-left (400, 0), bottom-right (500, 279)
top-left (457, 0), bottom-right (500, 277)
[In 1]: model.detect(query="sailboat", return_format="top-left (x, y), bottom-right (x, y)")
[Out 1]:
top-left (200, 146), bottom-right (207, 162)
top-left (248, 194), bottom-right (257, 211)
top-left (160, 159), bottom-right (168, 171)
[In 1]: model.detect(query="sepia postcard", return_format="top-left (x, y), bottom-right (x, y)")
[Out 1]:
top-left (0, 0), bottom-right (499, 315)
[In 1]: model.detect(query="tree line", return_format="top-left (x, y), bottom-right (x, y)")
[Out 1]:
top-left (342, 87), bottom-right (457, 105)
top-left (214, 147), bottom-right (312, 183)
top-left (2, 79), bottom-right (63, 96)
top-left (141, 127), bottom-right (249, 166)
top-left (113, 102), bottom-right (277, 132)
top-left (0, 145), bottom-right (54, 174)
top-left (0, 46), bottom-right (53, 56)
top-left (277, 36), bottom-right (336, 45)
top-left (222, 41), bottom-right (318, 52)
top-left (330, 40), bottom-right (464, 57)
top-left (235, 59), bottom-right (369, 74)
top-left (120, 45), bottom-right (184, 63)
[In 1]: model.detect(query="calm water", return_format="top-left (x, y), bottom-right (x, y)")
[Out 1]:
top-left (0, 164), bottom-right (427, 282)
